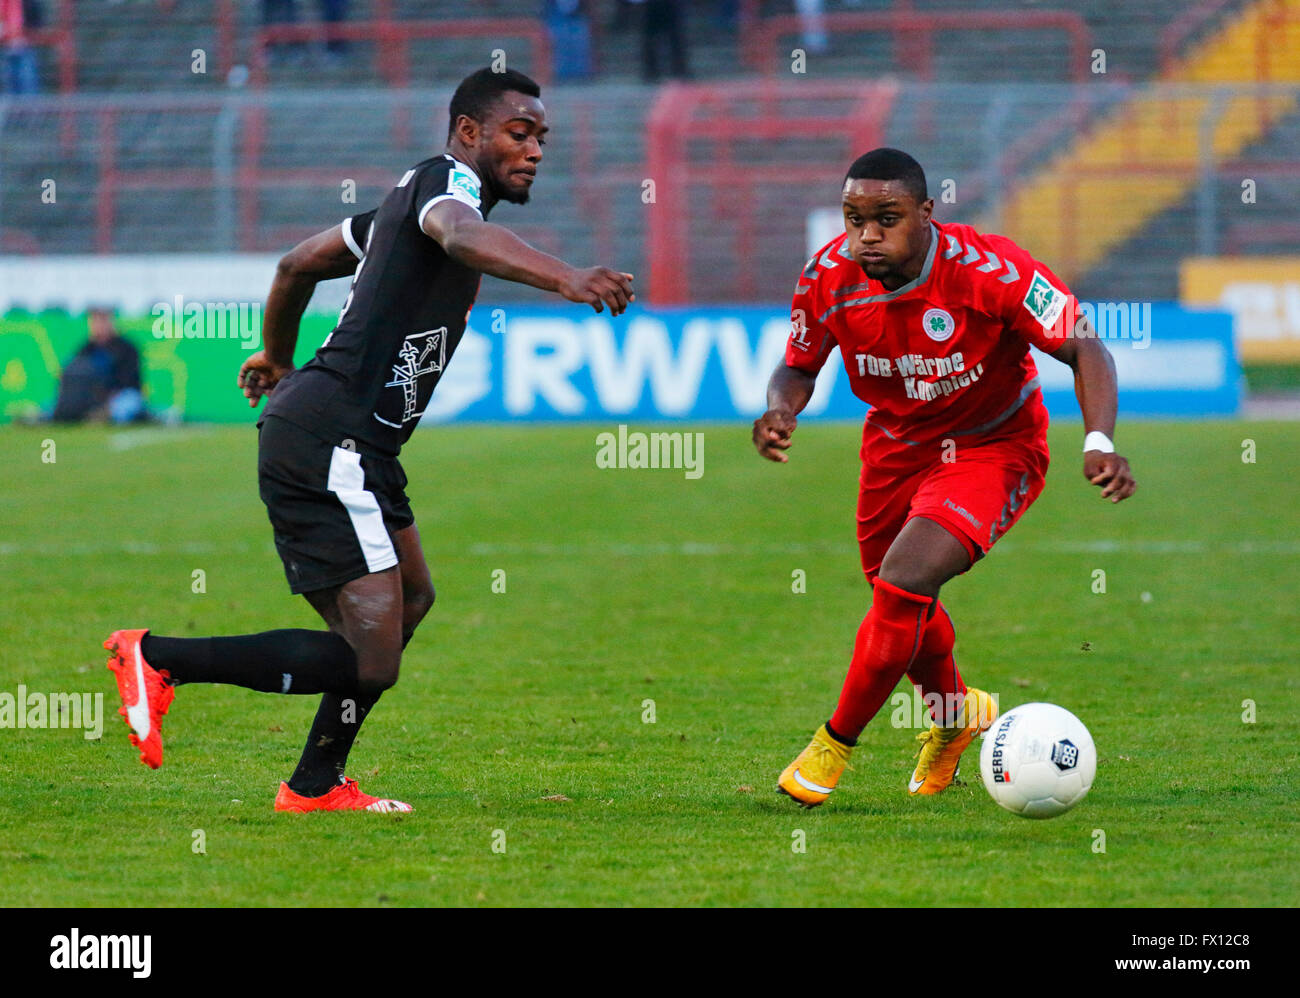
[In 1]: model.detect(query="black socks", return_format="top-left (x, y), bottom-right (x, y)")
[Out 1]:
top-left (287, 691), bottom-right (382, 797)
top-left (140, 629), bottom-right (396, 799)
top-left (140, 630), bottom-right (359, 696)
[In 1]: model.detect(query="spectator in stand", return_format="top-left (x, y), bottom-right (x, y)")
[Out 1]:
top-left (544, 0), bottom-right (593, 81)
top-left (319, 0), bottom-right (349, 62)
top-left (262, 0), bottom-right (305, 66)
top-left (1, 0), bottom-right (41, 94)
top-left (262, 0), bottom-right (350, 65)
top-left (628, 0), bottom-right (690, 82)
top-left (609, 0), bottom-right (633, 33)
top-left (51, 308), bottom-right (147, 424)
top-left (713, 0), bottom-right (738, 32)
top-left (795, 0), bottom-right (829, 55)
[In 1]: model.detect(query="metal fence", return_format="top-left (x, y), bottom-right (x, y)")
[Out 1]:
top-left (1, 82), bottom-right (1296, 304)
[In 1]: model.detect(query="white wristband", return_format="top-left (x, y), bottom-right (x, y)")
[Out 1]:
top-left (1083, 431), bottom-right (1114, 454)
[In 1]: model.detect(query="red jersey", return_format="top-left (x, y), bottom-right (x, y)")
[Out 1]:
top-left (786, 220), bottom-right (1075, 459)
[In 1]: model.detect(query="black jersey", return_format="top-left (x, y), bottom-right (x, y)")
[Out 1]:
top-left (262, 154), bottom-right (490, 455)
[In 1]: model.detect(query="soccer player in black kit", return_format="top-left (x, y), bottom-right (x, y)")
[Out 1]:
top-left (103, 68), bottom-right (634, 811)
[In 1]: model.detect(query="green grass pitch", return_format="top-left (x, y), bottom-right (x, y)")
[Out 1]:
top-left (1, 419), bottom-right (1296, 907)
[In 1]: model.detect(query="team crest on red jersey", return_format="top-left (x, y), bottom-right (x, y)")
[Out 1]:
top-left (922, 307), bottom-right (955, 342)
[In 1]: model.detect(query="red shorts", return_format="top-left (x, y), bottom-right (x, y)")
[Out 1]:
top-left (856, 402), bottom-right (1050, 581)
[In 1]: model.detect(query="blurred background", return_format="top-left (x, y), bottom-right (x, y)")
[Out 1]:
top-left (0, 0), bottom-right (1297, 424)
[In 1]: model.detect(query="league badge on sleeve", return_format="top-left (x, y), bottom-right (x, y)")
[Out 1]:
top-left (1023, 271), bottom-right (1068, 330)
top-left (448, 165), bottom-right (482, 208)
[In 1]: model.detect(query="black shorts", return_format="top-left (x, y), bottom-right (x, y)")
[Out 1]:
top-left (258, 415), bottom-right (415, 594)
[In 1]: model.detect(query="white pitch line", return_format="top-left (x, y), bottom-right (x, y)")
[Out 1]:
top-left (107, 427), bottom-right (212, 452)
top-left (465, 539), bottom-right (1300, 557)
top-left (997, 539), bottom-right (1300, 555)
top-left (0, 539), bottom-right (1297, 558)
top-left (0, 540), bottom-right (251, 557)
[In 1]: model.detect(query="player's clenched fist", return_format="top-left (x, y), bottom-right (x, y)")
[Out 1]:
top-left (1084, 451), bottom-right (1137, 503)
top-left (754, 408), bottom-right (798, 463)
top-left (237, 351), bottom-right (294, 408)
top-left (559, 266), bottom-right (635, 316)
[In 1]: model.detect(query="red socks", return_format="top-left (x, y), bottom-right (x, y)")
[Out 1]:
top-left (906, 601), bottom-right (968, 727)
top-left (829, 579), bottom-right (932, 741)
top-left (828, 582), bottom-right (969, 742)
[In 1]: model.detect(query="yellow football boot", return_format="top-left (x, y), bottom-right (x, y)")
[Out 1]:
top-left (908, 687), bottom-right (998, 795)
top-left (777, 724), bottom-right (853, 807)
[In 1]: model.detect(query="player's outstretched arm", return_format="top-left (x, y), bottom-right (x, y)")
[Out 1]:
top-left (422, 200), bottom-right (634, 315)
top-left (1050, 321), bottom-right (1137, 503)
top-left (753, 363), bottom-right (818, 463)
top-left (239, 222), bottom-right (364, 407)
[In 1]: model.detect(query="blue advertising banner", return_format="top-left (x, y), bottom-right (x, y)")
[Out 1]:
top-left (3, 304), bottom-right (1231, 424)
top-left (427, 303), bottom-right (1238, 424)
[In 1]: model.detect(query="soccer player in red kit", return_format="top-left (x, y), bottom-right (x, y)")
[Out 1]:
top-left (755, 148), bottom-right (1136, 807)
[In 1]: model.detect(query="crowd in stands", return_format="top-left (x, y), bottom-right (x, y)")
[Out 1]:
top-left (1, 0), bottom-right (44, 94)
top-left (261, 0), bottom-right (353, 66)
top-left (0, 1), bottom-right (852, 92)
top-left (256, 0), bottom-right (707, 83)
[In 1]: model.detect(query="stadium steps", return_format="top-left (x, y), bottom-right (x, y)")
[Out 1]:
top-left (69, 0), bottom-right (222, 92)
top-left (0, 120), bottom-right (97, 255)
top-left (1073, 102), bottom-right (1300, 302)
top-left (740, 0), bottom-right (1256, 85)
top-left (983, 0), bottom-right (1300, 285)
top-left (7, 3), bottom-right (1278, 305)
top-left (60, 1), bottom-right (1251, 94)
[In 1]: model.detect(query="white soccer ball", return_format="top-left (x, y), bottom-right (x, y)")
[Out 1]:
top-left (979, 702), bottom-right (1096, 818)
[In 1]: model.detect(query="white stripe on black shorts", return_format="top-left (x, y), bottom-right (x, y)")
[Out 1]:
top-left (257, 415), bottom-right (414, 594)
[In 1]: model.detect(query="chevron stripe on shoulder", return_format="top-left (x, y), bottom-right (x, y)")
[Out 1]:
top-left (942, 228), bottom-right (1021, 285)
top-left (795, 235), bottom-right (854, 294)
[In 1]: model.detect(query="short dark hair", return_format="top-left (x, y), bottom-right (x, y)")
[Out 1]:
top-left (845, 148), bottom-right (928, 203)
top-left (447, 67), bottom-right (542, 140)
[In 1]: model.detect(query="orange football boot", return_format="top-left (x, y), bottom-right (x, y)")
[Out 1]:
top-left (777, 724), bottom-right (854, 808)
top-left (104, 628), bottom-right (175, 769)
top-left (909, 687), bottom-right (998, 795)
top-left (274, 778), bottom-right (413, 813)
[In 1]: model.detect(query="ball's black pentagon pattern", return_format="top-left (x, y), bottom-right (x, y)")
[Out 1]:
top-left (1050, 738), bottom-right (1079, 772)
